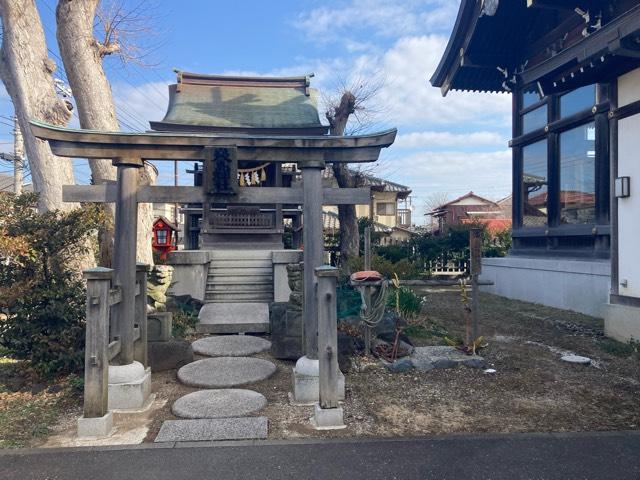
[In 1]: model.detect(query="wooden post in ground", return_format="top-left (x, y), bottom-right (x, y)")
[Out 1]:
top-left (134, 263), bottom-right (150, 368)
top-left (82, 268), bottom-right (113, 419)
top-left (113, 161), bottom-right (140, 365)
top-left (469, 228), bottom-right (482, 341)
top-left (312, 265), bottom-right (345, 429)
top-left (301, 162), bottom-right (324, 360)
top-left (363, 226), bottom-right (372, 354)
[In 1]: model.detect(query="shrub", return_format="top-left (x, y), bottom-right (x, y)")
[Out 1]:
top-left (171, 309), bottom-right (198, 338)
top-left (389, 286), bottom-right (423, 319)
top-left (0, 193), bottom-right (104, 377)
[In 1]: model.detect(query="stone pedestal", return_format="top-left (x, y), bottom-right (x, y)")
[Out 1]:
top-left (311, 404), bottom-right (346, 430)
top-left (108, 361), bottom-right (152, 411)
top-left (77, 411), bottom-right (114, 438)
top-left (292, 356), bottom-right (344, 405)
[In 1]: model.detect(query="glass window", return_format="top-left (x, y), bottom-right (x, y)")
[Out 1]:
top-left (560, 84), bottom-right (595, 118)
top-left (522, 140), bottom-right (548, 227)
top-left (157, 230), bottom-right (168, 244)
top-left (522, 104), bottom-right (547, 134)
top-left (523, 89), bottom-right (542, 109)
top-left (559, 122), bottom-right (596, 224)
top-left (376, 202), bottom-right (395, 216)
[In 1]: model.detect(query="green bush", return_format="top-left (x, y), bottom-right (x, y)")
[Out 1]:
top-left (0, 193), bottom-right (104, 377)
top-left (171, 309), bottom-right (198, 338)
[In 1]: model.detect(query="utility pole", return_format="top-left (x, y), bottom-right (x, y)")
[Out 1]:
top-left (13, 116), bottom-right (24, 195)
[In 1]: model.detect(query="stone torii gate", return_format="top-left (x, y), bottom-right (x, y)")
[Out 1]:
top-left (30, 120), bottom-right (396, 416)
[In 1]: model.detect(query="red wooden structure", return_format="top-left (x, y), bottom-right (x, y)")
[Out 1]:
top-left (152, 216), bottom-right (178, 261)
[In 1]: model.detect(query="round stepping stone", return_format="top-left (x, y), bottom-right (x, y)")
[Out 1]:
top-left (192, 335), bottom-right (271, 357)
top-left (177, 357), bottom-right (276, 388)
top-left (172, 389), bottom-right (267, 419)
top-left (561, 354), bottom-right (591, 365)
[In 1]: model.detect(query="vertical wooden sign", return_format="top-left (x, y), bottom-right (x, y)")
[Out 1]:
top-left (470, 228), bottom-right (482, 275)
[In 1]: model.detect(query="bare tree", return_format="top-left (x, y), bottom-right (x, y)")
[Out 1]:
top-left (56, 0), bottom-right (157, 265)
top-left (423, 192), bottom-right (451, 213)
top-left (0, 0), bottom-right (77, 213)
top-left (325, 76), bottom-right (382, 267)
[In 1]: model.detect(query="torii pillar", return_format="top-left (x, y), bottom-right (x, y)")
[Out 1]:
top-left (293, 161), bottom-right (345, 404)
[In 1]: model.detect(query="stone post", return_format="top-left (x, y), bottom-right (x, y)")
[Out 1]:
top-left (78, 267), bottom-right (114, 437)
top-left (311, 265), bottom-right (345, 429)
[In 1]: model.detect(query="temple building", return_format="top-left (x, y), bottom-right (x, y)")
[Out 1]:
top-left (152, 71), bottom-right (327, 251)
top-left (431, 0), bottom-right (640, 341)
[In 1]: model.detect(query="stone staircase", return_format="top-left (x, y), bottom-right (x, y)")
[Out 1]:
top-left (205, 250), bottom-right (274, 304)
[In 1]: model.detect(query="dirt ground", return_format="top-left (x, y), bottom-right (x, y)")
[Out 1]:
top-left (143, 288), bottom-right (640, 441)
top-left (4, 288), bottom-right (639, 447)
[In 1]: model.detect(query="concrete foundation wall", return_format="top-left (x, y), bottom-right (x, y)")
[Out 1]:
top-left (479, 256), bottom-right (610, 317)
top-left (166, 251), bottom-right (211, 302)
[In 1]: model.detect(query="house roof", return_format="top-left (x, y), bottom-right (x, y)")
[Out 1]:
top-left (430, 1), bottom-right (640, 96)
top-left (150, 71), bottom-right (328, 135)
top-left (322, 210), bottom-right (392, 234)
top-left (429, 191), bottom-right (499, 214)
top-left (322, 168), bottom-right (412, 199)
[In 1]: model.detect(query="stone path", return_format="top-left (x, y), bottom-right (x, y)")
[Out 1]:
top-left (155, 331), bottom-right (277, 443)
top-left (192, 335), bottom-right (271, 357)
top-left (197, 303), bottom-right (270, 334)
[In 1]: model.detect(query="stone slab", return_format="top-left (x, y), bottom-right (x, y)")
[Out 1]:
top-left (410, 346), bottom-right (486, 372)
top-left (172, 389), bottom-right (267, 419)
top-left (154, 417), bottom-right (268, 442)
top-left (197, 303), bottom-right (270, 334)
top-left (178, 357), bottom-right (276, 388)
top-left (192, 336), bottom-right (271, 357)
top-left (311, 404), bottom-right (346, 430)
top-left (561, 354), bottom-right (591, 365)
top-left (292, 357), bottom-right (345, 405)
top-left (77, 412), bottom-right (114, 438)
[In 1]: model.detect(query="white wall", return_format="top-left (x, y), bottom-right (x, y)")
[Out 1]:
top-left (617, 69), bottom-right (640, 298)
top-left (480, 257), bottom-right (610, 317)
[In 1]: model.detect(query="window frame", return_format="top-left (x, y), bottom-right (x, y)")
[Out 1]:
top-left (512, 83), bottom-right (610, 248)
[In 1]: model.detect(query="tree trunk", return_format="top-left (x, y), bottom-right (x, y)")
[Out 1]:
top-left (0, 0), bottom-right (76, 213)
top-left (56, 0), bottom-right (155, 266)
top-left (328, 92), bottom-right (359, 267)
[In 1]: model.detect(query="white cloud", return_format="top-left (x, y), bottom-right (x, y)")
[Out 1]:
top-left (374, 35), bottom-right (512, 128)
top-left (111, 81), bottom-right (169, 131)
top-left (376, 149), bottom-right (512, 217)
top-left (295, 0), bottom-right (457, 42)
top-left (395, 130), bottom-right (507, 149)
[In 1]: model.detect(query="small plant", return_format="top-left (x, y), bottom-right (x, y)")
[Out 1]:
top-left (171, 309), bottom-right (198, 338)
top-left (67, 374), bottom-right (84, 393)
top-left (445, 280), bottom-right (487, 355)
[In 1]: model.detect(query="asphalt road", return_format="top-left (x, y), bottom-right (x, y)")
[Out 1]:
top-left (1, 431), bottom-right (639, 480)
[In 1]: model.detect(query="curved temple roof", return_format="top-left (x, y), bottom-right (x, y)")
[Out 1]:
top-left (150, 71), bottom-right (328, 135)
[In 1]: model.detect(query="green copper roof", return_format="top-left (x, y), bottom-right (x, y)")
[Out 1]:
top-left (151, 73), bottom-right (327, 134)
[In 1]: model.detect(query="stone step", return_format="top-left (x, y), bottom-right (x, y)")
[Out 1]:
top-left (192, 336), bottom-right (271, 357)
top-left (207, 274), bottom-right (272, 284)
top-left (172, 389), bottom-right (267, 419)
top-left (206, 284), bottom-right (273, 294)
top-left (177, 357), bottom-right (277, 388)
top-left (209, 250), bottom-right (274, 260)
top-left (209, 259), bottom-right (273, 267)
top-left (204, 293), bottom-right (273, 304)
top-left (155, 417), bottom-right (268, 442)
top-left (197, 302), bottom-right (270, 333)
top-left (208, 267), bottom-right (273, 276)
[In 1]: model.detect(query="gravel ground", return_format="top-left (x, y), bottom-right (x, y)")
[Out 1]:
top-left (142, 289), bottom-right (640, 441)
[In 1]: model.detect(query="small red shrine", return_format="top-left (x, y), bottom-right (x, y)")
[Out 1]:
top-left (152, 216), bottom-right (178, 261)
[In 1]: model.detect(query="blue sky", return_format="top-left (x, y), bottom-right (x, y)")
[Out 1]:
top-left (0, 0), bottom-right (513, 221)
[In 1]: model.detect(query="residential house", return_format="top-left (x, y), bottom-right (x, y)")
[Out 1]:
top-left (427, 191), bottom-right (511, 234)
top-left (323, 169), bottom-right (415, 245)
top-left (431, 0), bottom-right (640, 341)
